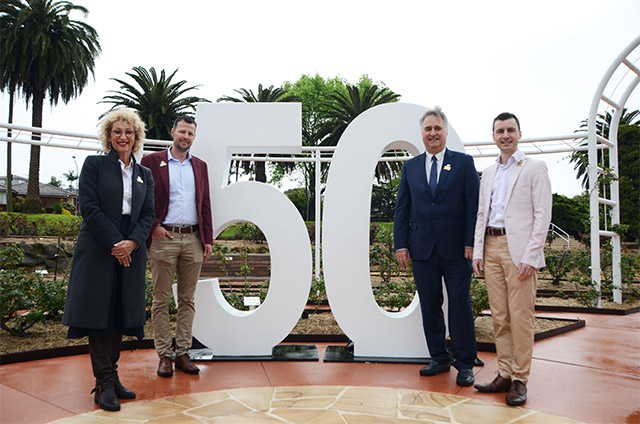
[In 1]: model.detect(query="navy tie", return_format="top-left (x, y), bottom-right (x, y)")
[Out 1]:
top-left (429, 156), bottom-right (438, 196)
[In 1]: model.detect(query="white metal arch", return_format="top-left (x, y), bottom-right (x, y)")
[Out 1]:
top-left (587, 35), bottom-right (640, 306)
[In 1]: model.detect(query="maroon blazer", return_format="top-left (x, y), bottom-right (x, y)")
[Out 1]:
top-left (140, 149), bottom-right (213, 248)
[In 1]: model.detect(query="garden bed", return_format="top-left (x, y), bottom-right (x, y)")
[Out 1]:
top-left (0, 311), bottom-right (583, 363)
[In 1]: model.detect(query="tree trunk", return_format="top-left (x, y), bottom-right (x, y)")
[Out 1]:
top-left (23, 91), bottom-right (44, 214)
top-left (6, 90), bottom-right (14, 212)
top-left (255, 159), bottom-right (267, 183)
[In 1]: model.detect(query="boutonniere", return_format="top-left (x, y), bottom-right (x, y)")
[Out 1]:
top-left (443, 164), bottom-right (451, 171)
top-left (160, 161), bottom-right (167, 167)
top-left (137, 176), bottom-right (144, 183)
top-left (517, 160), bottom-right (525, 167)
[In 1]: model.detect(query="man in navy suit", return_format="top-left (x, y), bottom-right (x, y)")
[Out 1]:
top-left (394, 106), bottom-right (479, 386)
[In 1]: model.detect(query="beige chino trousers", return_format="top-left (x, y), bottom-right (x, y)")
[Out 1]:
top-left (149, 231), bottom-right (204, 358)
top-left (483, 234), bottom-right (537, 384)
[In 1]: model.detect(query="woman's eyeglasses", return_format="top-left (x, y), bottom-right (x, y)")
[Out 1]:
top-left (112, 129), bottom-right (135, 138)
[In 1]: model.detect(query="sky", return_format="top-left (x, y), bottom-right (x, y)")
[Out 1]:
top-left (1, 0), bottom-right (639, 196)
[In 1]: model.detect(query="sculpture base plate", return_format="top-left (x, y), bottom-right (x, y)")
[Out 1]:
top-left (190, 344), bottom-right (319, 362)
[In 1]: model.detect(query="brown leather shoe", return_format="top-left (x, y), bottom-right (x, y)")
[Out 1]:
top-left (506, 380), bottom-right (527, 406)
top-left (157, 357), bottom-right (173, 377)
top-left (175, 354), bottom-right (200, 374)
top-left (474, 374), bottom-right (511, 393)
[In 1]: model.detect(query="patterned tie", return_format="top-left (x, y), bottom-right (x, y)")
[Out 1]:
top-left (429, 155), bottom-right (438, 197)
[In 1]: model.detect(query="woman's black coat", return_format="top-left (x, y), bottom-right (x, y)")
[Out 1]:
top-left (62, 149), bottom-right (155, 330)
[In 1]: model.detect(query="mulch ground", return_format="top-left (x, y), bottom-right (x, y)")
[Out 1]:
top-left (1, 312), bottom-right (577, 355)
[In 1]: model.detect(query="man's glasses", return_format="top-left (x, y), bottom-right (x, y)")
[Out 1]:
top-left (112, 129), bottom-right (135, 138)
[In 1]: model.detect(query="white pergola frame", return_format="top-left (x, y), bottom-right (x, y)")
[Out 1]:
top-left (2, 37), bottom-right (638, 306)
top-left (586, 34), bottom-right (640, 306)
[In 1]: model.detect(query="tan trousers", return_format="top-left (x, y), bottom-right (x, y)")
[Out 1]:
top-left (483, 235), bottom-right (537, 384)
top-left (149, 231), bottom-right (204, 358)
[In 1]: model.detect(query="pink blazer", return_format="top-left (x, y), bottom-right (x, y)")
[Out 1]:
top-left (473, 155), bottom-right (552, 269)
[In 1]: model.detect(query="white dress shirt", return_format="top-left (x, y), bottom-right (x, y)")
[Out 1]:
top-left (119, 159), bottom-right (133, 215)
top-left (488, 149), bottom-right (525, 228)
top-left (163, 147), bottom-right (198, 227)
top-left (425, 149), bottom-right (446, 184)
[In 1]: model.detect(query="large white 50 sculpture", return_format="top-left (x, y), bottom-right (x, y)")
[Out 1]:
top-left (189, 102), bottom-right (465, 359)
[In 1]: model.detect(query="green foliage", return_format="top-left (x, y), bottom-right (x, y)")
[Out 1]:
top-left (570, 111), bottom-right (639, 243)
top-left (62, 202), bottom-right (76, 215)
top-left (100, 66), bottom-right (210, 141)
top-left (277, 73), bottom-right (401, 220)
top-left (374, 278), bottom-right (415, 311)
top-left (370, 225), bottom-right (401, 284)
top-left (308, 276), bottom-right (326, 313)
top-left (0, 0), bottom-right (101, 213)
top-left (567, 243), bottom-right (640, 306)
top-left (551, 193), bottom-right (589, 238)
top-left (49, 176), bottom-right (62, 187)
top-left (0, 212), bottom-right (81, 238)
top-left (470, 278), bottom-right (490, 319)
top-left (0, 244), bottom-right (66, 336)
top-left (317, 84), bottom-right (401, 148)
top-left (371, 177), bottom-right (399, 222)
top-left (617, 125), bottom-right (640, 243)
top-left (369, 224), bottom-right (415, 311)
top-left (285, 187), bottom-right (309, 220)
top-left (544, 250), bottom-right (575, 285)
top-left (235, 222), bottom-right (266, 244)
top-left (211, 237), bottom-right (268, 311)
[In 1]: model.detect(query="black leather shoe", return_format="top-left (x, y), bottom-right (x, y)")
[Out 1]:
top-left (506, 380), bottom-right (527, 406)
top-left (475, 374), bottom-right (511, 393)
top-left (114, 378), bottom-right (136, 399)
top-left (456, 368), bottom-right (475, 386)
top-left (92, 386), bottom-right (120, 411)
top-left (419, 361), bottom-right (451, 376)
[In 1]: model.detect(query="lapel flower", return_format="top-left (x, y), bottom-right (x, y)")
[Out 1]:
top-left (443, 164), bottom-right (451, 171)
top-left (137, 176), bottom-right (143, 183)
top-left (160, 161), bottom-right (167, 167)
top-left (517, 160), bottom-right (524, 167)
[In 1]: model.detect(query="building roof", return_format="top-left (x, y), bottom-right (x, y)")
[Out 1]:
top-left (0, 175), bottom-right (75, 198)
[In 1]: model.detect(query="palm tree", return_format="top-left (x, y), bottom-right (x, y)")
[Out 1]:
top-left (570, 108), bottom-right (639, 188)
top-left (217, 84), bottom-right (299, 182)
top-left (0, 0), bottom-right (101, 213)
top-left (318, 84), bottom-right (401, 180)
top-left (100, 66), bottom-right (210, 142)
top-left (62, 169), bottom-right (78, 190)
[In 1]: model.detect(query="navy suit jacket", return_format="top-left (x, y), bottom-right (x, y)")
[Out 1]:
top-left (394, 148), bottom-right (479, 261)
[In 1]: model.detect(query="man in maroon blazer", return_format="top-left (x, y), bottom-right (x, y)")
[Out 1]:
top-left (141, 116), bottom-right (213, 378)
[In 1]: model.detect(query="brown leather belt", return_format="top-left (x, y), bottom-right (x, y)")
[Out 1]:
top-left (486, 227), bottom-right (506, 236)
top-left (162, 224), bottom-right (198, 234)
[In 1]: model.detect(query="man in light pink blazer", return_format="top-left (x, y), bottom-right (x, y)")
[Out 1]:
top-left (472, 113), bottom-right (552, 406)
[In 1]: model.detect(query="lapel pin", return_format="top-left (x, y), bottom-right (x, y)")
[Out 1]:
top-left (160, 161), bottom-right (167, 167)
top-left (517, 160), bottom-right (524, 167)
top-left (443, 164), bottom-right (451, 171)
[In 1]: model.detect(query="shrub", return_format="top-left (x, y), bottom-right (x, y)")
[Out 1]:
top-left (0, 244), bottom-right (66, 336)
top-left (544, 250), bottom-right (574, 285)
top-left (470, 278), bottom-right (490, 319)
top-left (370, 225), bottom-right (403, 283)
top-left (374, 278), bottom-right (415, 311)
top-left (309, 276), bottom-right (326, 312)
